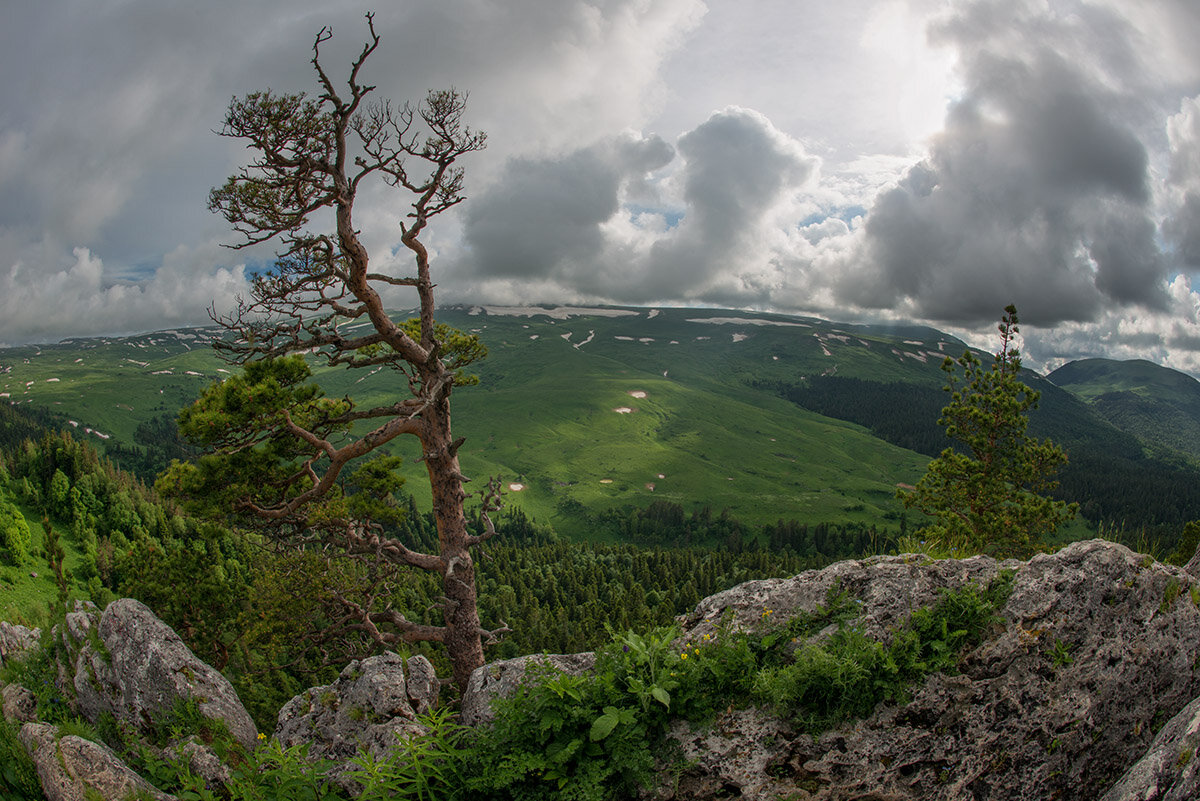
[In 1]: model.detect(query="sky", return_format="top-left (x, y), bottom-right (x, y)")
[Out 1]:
top-left (3, 0), bottom-right (1200, 376)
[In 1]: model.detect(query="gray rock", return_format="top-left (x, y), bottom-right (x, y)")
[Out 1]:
top-left (2, 682), bottom-right (38, 723)
top-left (1101, 693), bottom-right (1200, 801)
top-left (679, 550), bottom-right (1010, 645)
top-left (275, 652), bottom-right (439, 782)
top-left (145, 735), bottom-right (233, 793)
top-left (666, 708), bottom-right (797, 800)
top-left (73, 598), bottom-right (258, 750)
top-left (653, 540), bottom-right (1200, 801)
top-left (461, 652), bottom-right (597, 728)
top-left (19, 721), bottom-right (174, 801)
top-left (0, 620), bottom-right (40, 666)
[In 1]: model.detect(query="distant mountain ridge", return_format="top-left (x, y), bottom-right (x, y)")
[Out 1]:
top-left (1048, 358), bottom-right (1200, 464)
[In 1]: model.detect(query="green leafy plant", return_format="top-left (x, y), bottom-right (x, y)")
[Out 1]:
top-left (755, 574), bottom-right (1011, 733)
top-left (349, 707), bottom-right (470, 801)
top-left (1049, 638), bottom-right (1074, 668)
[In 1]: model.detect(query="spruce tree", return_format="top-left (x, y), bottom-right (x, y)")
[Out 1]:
top-left (899, 306), bottom-right (1077, 557)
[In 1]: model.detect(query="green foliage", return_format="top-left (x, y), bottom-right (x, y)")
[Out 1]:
top-left (145, 696), bottom-right (235, 752)
top-left (136, 737), bottom-right (347, 801)
top-left (755, 574), bottom-right (1010, 732)
top-left (160, 356), bottom-right (345, 521)
top-left (347, 707), bottom-right (469, 800)
top-left (0, 626), bottom-right (76, 725)
top-left (0, 718), bottom-right (42, 799)
top-left (1050, 638), bottom-right (1075, 668)
top-left (1166, 520), bottom-right (1200, 566)
top-left (463, 575), bottom-right (1010, 799)
top-left (397, 318), bottom-right (489, 386)
top-left (900, 306), bottom-right (1077, 557)
top-left (468, 646), bottom-right (661, 800)
top-left (0, 493), bottom-right (32, 566)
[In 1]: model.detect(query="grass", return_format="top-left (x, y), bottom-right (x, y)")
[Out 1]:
top-left (0, 308), bottom-right (941, 537)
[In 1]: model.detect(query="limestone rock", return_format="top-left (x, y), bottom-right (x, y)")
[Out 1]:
top-left (655, 540), bottom-right (1200, 801)
top-left (0, 620), bottom-right (40, 666)
top-left (275, 652), bottom-right (439, 770)
top-left (19, 721), bottom-right (174, 801)
top-left (2, 682), bottom-right (38, 723)
top-left (1101, 693), bottom-right (1200, 801)
top-left (461, 652), bottom-right (597, 727)
top-left (73, 598), bottom-right (258, 750)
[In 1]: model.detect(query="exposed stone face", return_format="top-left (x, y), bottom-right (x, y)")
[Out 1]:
top-left (654, 540), bottom-right (1200, 801)
top-left (19, 721), bottom-right (174, 801)
top-left (679, 551), bottom-right (1012, 646)
top-left (0, 619), bottom-right (40, 666)
top-left (1, 682), bottom-right (38, 723)
top-left (1101, 694), bottom-right (1200, 801)
top-left (72, 597), bottom-right (258, 750)
top-left (275, 651), bottom-right (439, 783)
top-left (460, 652), bottom-right (597, 728)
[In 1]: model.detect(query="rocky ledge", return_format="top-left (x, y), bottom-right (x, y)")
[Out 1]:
top-left (1, 539), bottom-right (1198, 800)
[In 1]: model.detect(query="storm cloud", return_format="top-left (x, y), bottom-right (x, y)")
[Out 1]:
top-left (840, 1), bottom-right (1170, 327)
top-left (4, 0), bottom-right (1200, 373)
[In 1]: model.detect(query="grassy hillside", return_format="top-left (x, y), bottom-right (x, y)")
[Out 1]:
top-left (1048, 358), bottom-right (1200, 464)
top-left (1, 306), bottom-right (1193, 540)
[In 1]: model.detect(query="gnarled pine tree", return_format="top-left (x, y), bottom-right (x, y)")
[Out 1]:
top-left (899, 305), bottom-right (1077, 557)
top-left (160, 15), bottom-right (499, 690)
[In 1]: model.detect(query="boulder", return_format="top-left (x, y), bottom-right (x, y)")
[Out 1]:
top-left (275, 652), bottom-right (438, 769)
top-left (1101, 693), bottom-right (1200, 801)
top-left (19, 721), bottom-right (174, 801)
top-left (654, 540), bottom-right (1200, 801)
top-left (0, 619), bottom-right (40, 666)
top-left (2, 682), bottom-right (37, 723)
top-left (72, 598), bottom-right (258, 750)
top-left (461, 652), bottom-right (597, 727)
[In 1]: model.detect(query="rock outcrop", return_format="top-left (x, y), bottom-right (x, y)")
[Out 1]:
top-left (1101, 694), bottom-right (1200, 801)
top-left (461, 652), bottom-right (597, 727)
top-left (0, 619), bottom-right (40, 666)
top-left (71, 597), bottom-right (258, 750)
top-left (658, 539), bottom-right (1200, 801)
top-left (19, 722), bottom-right (174, 801)
top-left (4, 540), bottom-right (1200, 800)
top-left (275, 651), bottom-right (439, 783)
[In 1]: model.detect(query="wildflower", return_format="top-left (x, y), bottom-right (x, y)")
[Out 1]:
top-left (681, 652), bottom-right (688, 660)
top-left (694, 648), bottom-right (700, 655)
top-left (257, 733), bottom-right (266, 741)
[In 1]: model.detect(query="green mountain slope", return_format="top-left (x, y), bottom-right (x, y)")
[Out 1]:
top-left (1048, 358), bottom-right (1200, 463)
top-left (2, 306), bottom-right (1196, 539)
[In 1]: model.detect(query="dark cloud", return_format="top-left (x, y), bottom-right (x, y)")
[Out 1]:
top-left (840, 1), bottom-right (1170, 326)
top-left (461, 134), bottom-right (674, 281)
top-left (459, 107), bottom-right (817, 306)
top-left (1165, 192), bottom-right (1200, 267)
top-left (1168, 325), bottom-right (1200, 352)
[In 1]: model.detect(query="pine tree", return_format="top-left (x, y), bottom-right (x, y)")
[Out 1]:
top-left (899, 305), bottom-right (1077, 557)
